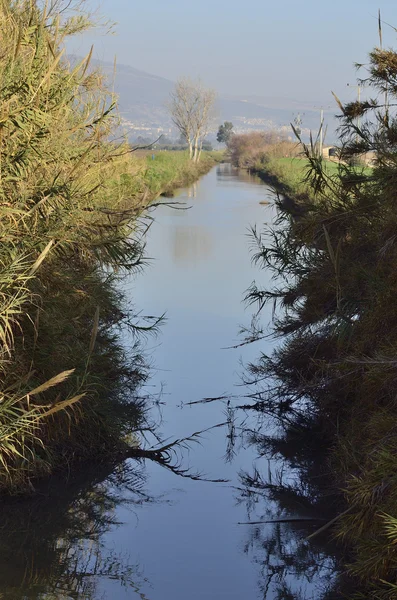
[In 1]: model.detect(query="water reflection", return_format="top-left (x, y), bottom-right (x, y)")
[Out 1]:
top-left (187, 181), bottom-right (198, 198)
top-left (234, 418), bottom-right (348, 599)
top-left (0, 165), bottom-right (348, 600)
top-left (0, 461), bottom-right (155, 599)
top-left (171, 225), bottom-right (212, 264)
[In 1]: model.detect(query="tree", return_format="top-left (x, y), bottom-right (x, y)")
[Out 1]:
top-left (168, 78), bottom-right (216, 162)
top-left (178, 132), bottom-right (188, 147)
top-left (217, 121), bottom-right (234, 145)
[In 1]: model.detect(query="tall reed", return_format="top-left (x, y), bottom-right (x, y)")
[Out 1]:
top-left (245, 39), bottom-right (397, 598)
top-left (0, 0), bottom-right (152, 492)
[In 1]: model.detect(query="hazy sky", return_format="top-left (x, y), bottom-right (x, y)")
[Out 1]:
top-left (69, 0), bottom-right (397, 104)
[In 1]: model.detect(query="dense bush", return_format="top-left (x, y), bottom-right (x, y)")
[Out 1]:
top-left (228, 131), bottom-right (299, 169)
top-left (246, 44), bottom-right (397, 598)
top-left (0, 0), bottom-right (156, 491)
top-left (0, 1), bottom-right (220, 493)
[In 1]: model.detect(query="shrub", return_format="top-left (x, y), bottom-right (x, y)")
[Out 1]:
top-left (0, 0), bottom-right (151, 491)
top-left (245, 39), bottom-right (397, 598)
top-left (228, 131), bottom-right (300, 169)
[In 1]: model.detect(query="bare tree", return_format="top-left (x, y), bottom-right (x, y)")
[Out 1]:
top-left (168, 78), bottom-right (216, 162)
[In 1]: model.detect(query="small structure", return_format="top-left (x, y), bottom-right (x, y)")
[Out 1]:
top-left (322, 146), bottom-right (338, 160)
top-left (321, 145), bottom-right (375, 166)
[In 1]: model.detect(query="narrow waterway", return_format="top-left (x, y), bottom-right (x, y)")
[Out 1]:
top-left (0, 164), bottom-right (344, 600)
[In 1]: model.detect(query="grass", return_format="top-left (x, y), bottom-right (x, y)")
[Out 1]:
top-left (253, 156), bottom-right (372, 197)
top-left (0, 1), bottom-right (220, 494)
top-left (276, 156), bottom-right (341, 176)
top-left (143, 150), bottom-right (223, 196)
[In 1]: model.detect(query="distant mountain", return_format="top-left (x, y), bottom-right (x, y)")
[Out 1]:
top-left (87, 59), bottom-right (174, 123)
top-left (69, 56), bottom-right (337, 141)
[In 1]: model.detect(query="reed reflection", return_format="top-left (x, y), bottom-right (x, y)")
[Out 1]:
top-left (0, 461), bottom-right (156, 599)
top-left (233, 410), bottom-right (351, 599)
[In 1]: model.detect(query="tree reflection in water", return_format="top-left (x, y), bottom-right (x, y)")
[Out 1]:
top-left (0, 460), bottom-right (157, 599)
top-left (233, 409), bottom-right (352, 599)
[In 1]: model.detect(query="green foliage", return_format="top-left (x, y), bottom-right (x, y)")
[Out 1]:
top-left (216, 121), bottom-right (234, 145)
top-left (245, 40), bottom-right (397, 598)
top-left (0, 0), bottom-right (220, 493)
top-left (0, 0), bottom-right (157, 490)
top-left (0, 1), bottom-right (212, 492)
top-left (144, 150), bottom-right (222, 195)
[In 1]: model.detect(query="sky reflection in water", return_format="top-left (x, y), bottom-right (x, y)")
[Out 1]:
top-left (0, 165), bottom-right (345, 600)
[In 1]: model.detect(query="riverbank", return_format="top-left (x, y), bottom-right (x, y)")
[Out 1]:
top-left (144, 151), bottom-right (224, 197)
top-left (249, 157), bottom-right (312, 195)
top-left (1, 148), bottom-right (220, 495)
top-left (248, 156), bottom-right (370, 200)
top-left (0, 164), bottom-right (347, 600)
top-left (0, 0), bottom-right (223, 495)
top-left (231, 112), bottom-right (397, 594)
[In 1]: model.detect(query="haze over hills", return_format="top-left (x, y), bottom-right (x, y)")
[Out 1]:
top-left (75, 57), bottom-right (338, 143)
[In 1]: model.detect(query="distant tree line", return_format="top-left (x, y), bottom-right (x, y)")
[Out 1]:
top-left (131, 134), bottom-right (213, 152)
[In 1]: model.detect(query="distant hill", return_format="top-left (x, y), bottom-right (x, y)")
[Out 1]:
top-left (69, 56), bottom-right (337, 142)
top-left (87, 59), bottom-right (174, 124)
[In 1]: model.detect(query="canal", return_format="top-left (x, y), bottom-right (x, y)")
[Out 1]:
top-left (0, 164), bottom-right (344, 599)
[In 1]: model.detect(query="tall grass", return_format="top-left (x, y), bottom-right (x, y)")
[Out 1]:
top-left (0, 0), bottom-right (152, 491)
top-left (228, 131), bottom-right (300, 170)
top-left (144, 150), bottom-right (223, 196)
top-left (0, 1), bottom-right (219, 493)
top-left (243, 42), bottom-right (397, 598)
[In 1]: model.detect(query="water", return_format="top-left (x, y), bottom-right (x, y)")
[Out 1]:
top-left (0, 164), bottom-right (344, 600)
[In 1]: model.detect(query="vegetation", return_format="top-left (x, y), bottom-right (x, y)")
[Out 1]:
top-left (0, 0), bottom-right (219, 495)
top-left (229, 133), bottom-right (372, 196)
top-left (143, 150), bottom-right (223, 196)
top-left (240, 42), bottom-right (397, 598)
top-left (228, 130), bottom-right (299, 170)
top-left (132, 134), bottom-right (214, 152)
top-left (235, 416), bottom-right (350, 599)
top-left (262, 156), bottom-right (340, 191)
top-left (168, 78), bottom-right (216, 162)
top-left (216, 121), bottom-right (234, 145)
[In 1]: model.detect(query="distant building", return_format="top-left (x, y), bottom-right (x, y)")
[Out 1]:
top-left (322, 146), bottom-right (338, 159)
top-left (322, 146), bottom-right (376, 166)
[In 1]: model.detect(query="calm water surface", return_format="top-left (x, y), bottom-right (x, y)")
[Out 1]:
top-left (0, 165), bottom-right (343, 600)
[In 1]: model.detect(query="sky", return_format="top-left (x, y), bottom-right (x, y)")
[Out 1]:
top-left (68, 0), bottom-right (397, 105)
